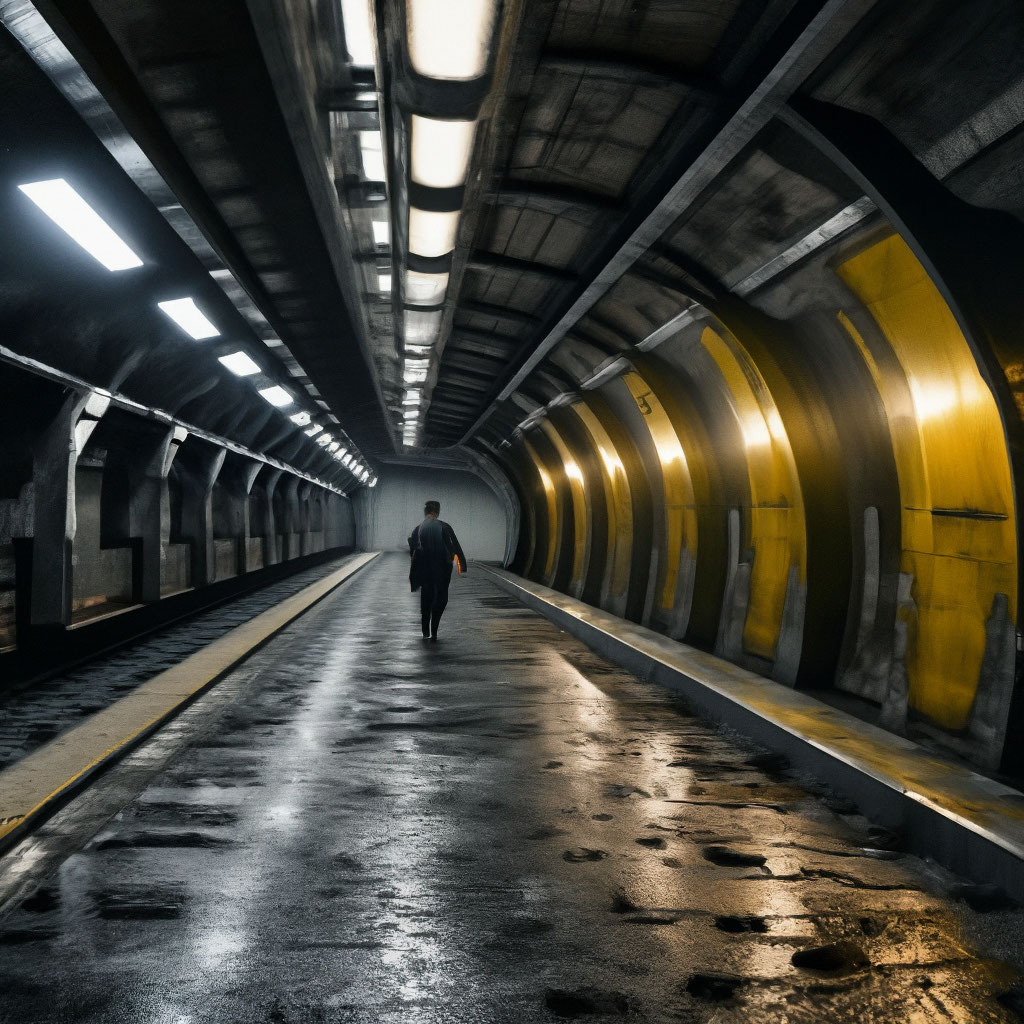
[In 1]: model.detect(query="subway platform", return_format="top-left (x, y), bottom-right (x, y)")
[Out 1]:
top-left (1, 553), bottom-right (1023, 1023)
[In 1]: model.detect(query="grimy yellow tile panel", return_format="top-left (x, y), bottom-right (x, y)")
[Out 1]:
top-left (837, 233), bottom-right (1017, 729)
top-left (700, 327), bottom-right (806, 661)
top-left (623, 371), bottom-right (698, 611)
top-left (523, 437), bottom-right (558, 582)
top-left (571, 400), bottom-right (633, 603)
top-left (540, 420), bottom-right (589, 592)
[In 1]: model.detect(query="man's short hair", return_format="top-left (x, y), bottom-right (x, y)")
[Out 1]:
top-left (424, 500), bottom-right (441, 516)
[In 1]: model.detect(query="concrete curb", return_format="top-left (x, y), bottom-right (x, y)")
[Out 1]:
top-left (0, 551), bottom-right (381, 856)
top-left (480, 564), bottom-right (1024, 901)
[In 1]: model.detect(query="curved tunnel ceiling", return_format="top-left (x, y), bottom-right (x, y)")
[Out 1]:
top-left (4, 0), bottom-right (1024, 771)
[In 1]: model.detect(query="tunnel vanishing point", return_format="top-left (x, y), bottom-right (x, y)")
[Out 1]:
top-left (5, 1), bottom-right (1024, 1021)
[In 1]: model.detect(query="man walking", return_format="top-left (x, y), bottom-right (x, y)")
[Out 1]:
top-left (409, 500), bottom-right (467, 641)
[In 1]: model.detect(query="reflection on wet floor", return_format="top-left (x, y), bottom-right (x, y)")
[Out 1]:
top-left (0, 553), bottom-right (1022, 1022)
top-left (0, 556), bottom-right (356, 771)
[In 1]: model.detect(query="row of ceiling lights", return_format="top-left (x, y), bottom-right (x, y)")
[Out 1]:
top-left (17, 177), bottom-right (377, 487)
top-left (341, 0), bottom-right (499, 448)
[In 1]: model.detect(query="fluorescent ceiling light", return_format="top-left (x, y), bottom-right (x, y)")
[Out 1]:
top-left (316, 433), bottom-right (333, 445)
top-left (372, 220), bottom-right (389, 246)
top-left (404, 389), bottom-right (422, 405)
top-left (341, 0), bottom-right (375, 65)
top-left (405, 308), bottom-right (442, 345)
top-left (342, 454), bottom-right (353, 466)
top-left (158, 298), bottom-right (220, 340)
top-left (406, 270), bottom-right (448, 306)
top-left (406, 0), bottom-right (497, 81)
top-left (291, 411), bottom-right (312, 426)
top-left (258, 385), bottom-right (293, 407)
top-left (218, 351), bottom-right (261, 376)
top-left (410, 116), bottom-right (476, 188)
top-left (338, 448), bottom-right (348, 459)
top-left (360, 469), bottom-right (370, 482)
top-left (328, 442), bottom-right (340, 453)
top-left (360, 130), bottom-right (385, 181)
top-left (378, 273), bottom-right (392, 292)
top-left (369, 477), bottom-right (378, 488)
top-left (305, 424), bottom-right (323, 436)
top-left (409, 207), bottom-right (458, 258)
top-left (18, 178), bottom-right (143, 272)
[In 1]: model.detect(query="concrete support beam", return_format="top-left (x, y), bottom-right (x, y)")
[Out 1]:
top-left (216, 458), bottom-right (263, 575)
top-left (296, 481), bottom-right (313, 556)
top-left (30, 391), bottom-right (109, 628)
top-left (279, 476), bottom-right (302, 561)
top-left (255, 467), bottom-right (284, 568)
top-left (122, 426), bottom-right (188, 603)
top-left (175, 441), bottom-right (226, 590)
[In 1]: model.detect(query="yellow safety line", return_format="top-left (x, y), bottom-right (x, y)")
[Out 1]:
top-left (0, 551), bottom-right (380, 849)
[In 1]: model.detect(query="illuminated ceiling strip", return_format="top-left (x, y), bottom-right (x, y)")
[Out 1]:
top-left (17, 178), bottom-right (143, 271)
top-left (340, 0), bottom-right (376, 65)
top-left (408, 208), bottom-right (459, 258)
top-left (410, 116), bottom-right (476, 188)
top-left (258, 385), bottom-right (294, 407)
top-left (406, 270), bottom-right (448, 306)
top-left (158, 298), bottom-right (220, 340)
top-left (219, 351), bottom-right (261, 376)
top-left (406, 0), bottom-right (497, 81)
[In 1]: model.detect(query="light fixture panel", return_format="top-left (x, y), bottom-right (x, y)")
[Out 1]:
top-left (405, 270), bottom-right (449, 306)
top-left (258, 385), bottom-right (293, 407)
top-left (341, 0), bottom-right (376, 65)
top-left (404, 308), bottom-right (442, 345)
top-left (373, 220), bottom-right (390, 246)
top-left (408, 207), bottom-right (458, 258)
top-left (410, 116), bottom-right (476, 188)
top-left (158, 298), bottom-right (220, 340)
top-left (407, 0), bottom-right (497, 80)
top-left (18, 178), bottom-right (143, 272)
top-left (218, 351), bottom-right (261, 376)
top-left (359, 130), bottom-right (385, 181)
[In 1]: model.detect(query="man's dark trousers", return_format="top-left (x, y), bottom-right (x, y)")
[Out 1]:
top-left (420, 565), bottom-right (452, 637)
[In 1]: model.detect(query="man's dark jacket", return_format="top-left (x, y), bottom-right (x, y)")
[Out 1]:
top-left (408, 517), bottom-right (467, 591)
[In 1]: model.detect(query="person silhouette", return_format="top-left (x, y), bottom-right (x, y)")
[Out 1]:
top-left (408, 499), bottom-right (467, 641)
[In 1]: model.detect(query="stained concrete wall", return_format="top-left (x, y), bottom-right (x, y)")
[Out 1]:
top-left (354, 465), bottom-right (509, 561)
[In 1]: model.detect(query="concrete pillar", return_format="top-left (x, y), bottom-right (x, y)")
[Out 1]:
top-left (219, 458), bottom-right (262, 574)
top-left (124, 426), bottom-right (188, 602)
top-left (296, 481), bottom-right (313, 555)
top-left (279, 475), bottom-right (301, 561)
top-left (30, 391), bottom-right (109, 627)
top-left (256, 468), bottom-right (283, 567)
top-left (176, 440), bottom-right (226, 589)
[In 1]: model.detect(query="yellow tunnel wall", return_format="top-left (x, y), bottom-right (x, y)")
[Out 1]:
top-left (499, 224), bottom-right (1021, 772)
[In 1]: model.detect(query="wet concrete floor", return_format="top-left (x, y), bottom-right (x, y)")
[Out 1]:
top-left (1, 553), bottom-right (1023, 1022)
